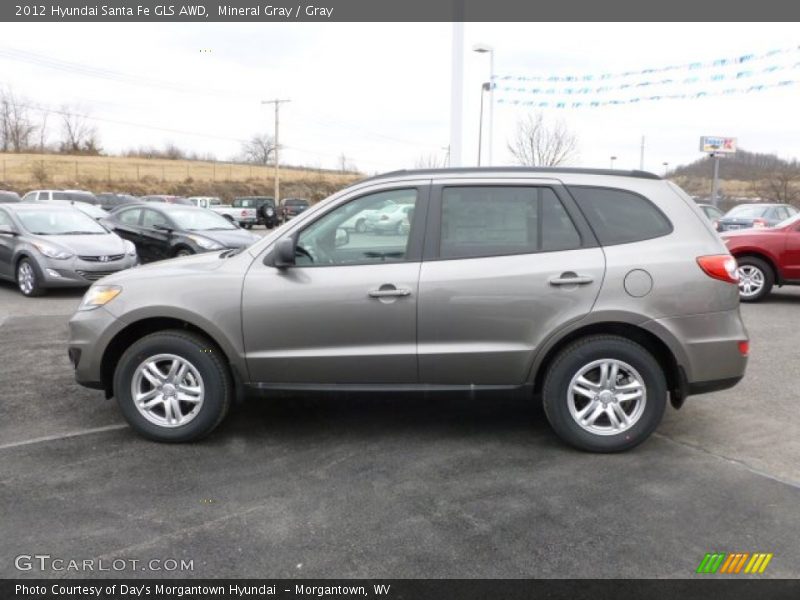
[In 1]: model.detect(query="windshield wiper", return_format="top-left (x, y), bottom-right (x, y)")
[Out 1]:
top-left (220, 247), bottom-right (244, 258)
top-left (59, 231), bottom-right (103, 235)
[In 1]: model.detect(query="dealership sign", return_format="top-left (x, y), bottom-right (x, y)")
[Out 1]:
top-left (699, 136), bottom-right (737, 154)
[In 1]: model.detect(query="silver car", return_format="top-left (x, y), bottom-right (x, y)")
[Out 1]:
top-left (68, 168), bottom-right (748, 452)
top-left (0, 203), bottom-right (138, 296)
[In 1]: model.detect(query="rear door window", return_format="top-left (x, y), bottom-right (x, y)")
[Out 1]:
top-left (439, 186), bottom-right (581, 259)
top-left (568, 186), bottom-right (672, 245)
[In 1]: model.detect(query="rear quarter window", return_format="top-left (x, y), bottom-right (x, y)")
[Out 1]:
top-left (568, 186), bottom-right (672, 245)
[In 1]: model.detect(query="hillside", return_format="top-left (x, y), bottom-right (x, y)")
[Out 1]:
top-left (668, 149), bottom-right (800, 206)
top-left (0, 152), bottom-right (362, 202)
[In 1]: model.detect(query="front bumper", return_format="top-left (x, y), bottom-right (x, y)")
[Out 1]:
top-left (39, 254), bottom-right (138, 288)
top-left (68, 306), bottom-right (125, 389)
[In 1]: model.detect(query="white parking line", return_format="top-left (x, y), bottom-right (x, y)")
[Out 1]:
top-left (0, 424), bottom-right (128, 451)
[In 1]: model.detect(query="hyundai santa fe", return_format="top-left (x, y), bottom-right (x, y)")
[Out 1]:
top-left (68, 168), bottom-right (749, 452)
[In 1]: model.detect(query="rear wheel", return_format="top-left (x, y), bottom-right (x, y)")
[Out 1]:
top-left (113, 330), bottom-right (232, 442)
top-left (736, 256), bottom-right (773, 302)
top-left (543, 335), bottom-right (666, 453)
top-left (16, 258), bottom-right (45, 297)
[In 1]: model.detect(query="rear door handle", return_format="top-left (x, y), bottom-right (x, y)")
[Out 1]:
top-left (368, 286), bottom-right (412, 298)
top-left (549, 273), bottom-right (594, 286)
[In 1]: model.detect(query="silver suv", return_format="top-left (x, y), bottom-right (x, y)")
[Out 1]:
top-left (68, 168), bottom-right (748, 452)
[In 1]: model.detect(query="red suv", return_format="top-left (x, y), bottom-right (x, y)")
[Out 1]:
top-left (722, 213), bottom-right (800, 301)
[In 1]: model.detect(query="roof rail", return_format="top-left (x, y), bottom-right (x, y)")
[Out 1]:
top-left (354, 166), bottom-right (661, 185)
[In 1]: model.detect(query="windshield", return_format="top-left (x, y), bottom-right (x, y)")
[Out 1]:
top-left (73, 203), bottom-right (108, 220)
top-left (167, 208), bottom-right (237, 230)
top-left (725, 205), bottom-right (768, 219)
top-left (285, 199), bottom-right (309, 207)
top-left (17, 210), bottom-right (108, 235)
top-left (776, 212), bottom-right (800, 228)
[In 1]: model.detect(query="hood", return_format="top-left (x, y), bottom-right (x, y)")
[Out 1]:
top-left (192, 229), bottom-right (258, 248)
top-left (32, 232), bottom-right (126, 256)
top-left (100, 248), bottom-right (231, 285)
top-left (720, 227), bottom-right (782, 239)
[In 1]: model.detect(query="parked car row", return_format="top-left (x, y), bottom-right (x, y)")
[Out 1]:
top-left (0, 197), bottom-right (260, 296)
top-left (697, 201), bottom-right (798, 232)
top-left (2, 188), bottom-right (311, 229)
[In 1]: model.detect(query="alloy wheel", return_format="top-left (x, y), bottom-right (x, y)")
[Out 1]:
top-left (131, 353), bottom-right (205, 428)
top-left (567, 359), bottom-right (647, 436)
top-left (17, 262), bottom-right (35, 295)
top-left (737, 265), bottom-right (765, 299)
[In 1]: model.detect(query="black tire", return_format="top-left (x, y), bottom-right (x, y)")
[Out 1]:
top-left (113, 330), bottom-right (232, 442)
top-left (542, 335), bottom-right (667, 453)
top-left (736, 256), bottom-right (774, 303)
top-left (16, 258), bottom-right (46, 297)
top-left (174, 246), bottom-right (194, 257)
top-left (243, 223), bottom-right (253, 230)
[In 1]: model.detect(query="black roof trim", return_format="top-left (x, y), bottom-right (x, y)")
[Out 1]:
top-left (357, 166), bottom-right (661, 184)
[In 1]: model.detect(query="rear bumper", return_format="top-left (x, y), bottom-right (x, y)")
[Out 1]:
top-left (643, 308), bottom-right (749, 393)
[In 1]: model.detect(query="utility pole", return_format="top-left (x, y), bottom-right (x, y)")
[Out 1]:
top-left (449, 18), bottom-right (465, 167)
top-left (261, 98), bottom-right (290, 204)
top-left (710, 152), bottom-right (721, 208)
top-left (639, 135), bottom-right (645, 170)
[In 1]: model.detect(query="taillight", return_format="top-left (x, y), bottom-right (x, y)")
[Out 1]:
top-left (752, 218), bottom-right (767, 229)
top-left (738, 341), bottom-right (750, 356)
top-left (697, 255), bottom-right (739, 284)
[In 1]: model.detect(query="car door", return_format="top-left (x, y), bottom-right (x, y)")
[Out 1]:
top-left (0, 209), bottom-right (17, 278)
top-left (242, 183), bottom-right (429, 385)
top-left (417, 179), bottom-right (606, 385)
top-left (781, 222), bottom-right (800, 280)
top-left (109, 207), bottom-right (145, 257)
top-left (140, 208), bottom-right (174, 261)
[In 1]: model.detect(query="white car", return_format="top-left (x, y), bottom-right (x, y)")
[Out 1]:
top-left (366, 203), bottom-right (414, 234)
top-left (186, 196), bottom-right (257, 229)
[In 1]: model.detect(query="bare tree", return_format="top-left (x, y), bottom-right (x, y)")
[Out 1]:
top-left (753, 163), bottom-right (800, 204)
top-left (241, 133), bottom-right (275, 165)
top-left (338, 152), bottom-right (357, 173)
top-left (0, 87), bottom-right (37, 152)
top-left (59, 105), bottom-right (100, 154)
top-left (414, 152), bottom-right (446, 169)
top-left (507, 112), bottom-right (577, 167)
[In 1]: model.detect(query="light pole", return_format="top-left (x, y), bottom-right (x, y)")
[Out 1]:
top-left (477, 82), bottom-right (490, 166)
top-left (662, 161), bottom-right (669, 176)
top-left (449, 22), bottom-right (465, 167)
top-left (261, 98), bottom-right (290, 206)
top-left (472, 43), bottom-right (494, 166)
top-left (610, 156), bottom-right (617, 169)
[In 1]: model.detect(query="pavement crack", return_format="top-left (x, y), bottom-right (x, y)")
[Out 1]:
top-left (654, 432), bottom-right (800, 491)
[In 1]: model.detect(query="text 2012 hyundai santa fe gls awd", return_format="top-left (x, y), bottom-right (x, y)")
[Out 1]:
top-left (68, 168), bottom-right (748, 452)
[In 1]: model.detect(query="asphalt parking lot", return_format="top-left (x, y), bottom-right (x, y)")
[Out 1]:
top-left (1, 237), bottom-right (799, 579)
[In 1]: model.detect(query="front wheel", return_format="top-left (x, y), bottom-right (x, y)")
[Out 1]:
top-left (543, 335), bottom-right (666, 453)
top-left (736, 256), bottom-right (773, 302)
top-left (17, 258), bottom-right (45, 297)
top-left (113, 330), bottom-right (232, 442)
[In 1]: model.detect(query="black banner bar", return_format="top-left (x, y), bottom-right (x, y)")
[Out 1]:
top-left (4, 0), bottom-right (800, 22)
top-left (3, 579), bottom-right (800, 600)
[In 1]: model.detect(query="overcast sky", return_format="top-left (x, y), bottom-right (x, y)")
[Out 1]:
top-left (1, 22), bottom-right (799, 173)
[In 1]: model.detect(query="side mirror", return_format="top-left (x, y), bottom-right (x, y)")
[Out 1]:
top-left (153, 224), bottom-right (173, 234)
top-left (0, 229), bottom-right (17, 236)
top-left (335, 227), bottom-right (349, 248)
top-left (273, 237), bottom-right (296, 268)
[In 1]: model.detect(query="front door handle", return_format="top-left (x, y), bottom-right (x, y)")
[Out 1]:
top-left (549, 273), bottom-right (594, 286)
top-left (368, 286), bottom-right (412, 298)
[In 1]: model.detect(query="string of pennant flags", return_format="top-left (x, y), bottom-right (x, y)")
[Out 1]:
top-left (492, 44), bottom-right (800, 83)
top-left (495, 79), bottom-right (799, 109)
top-left (495, 62), bottom-right (800, 96)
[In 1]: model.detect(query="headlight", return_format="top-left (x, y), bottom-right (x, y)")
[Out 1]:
top-left (123, 240), bottom-right (137, 256)
top-left (187, 235), bottom-right (223, 250)
top-left (79, 285), bottom-right (122, 311)
top-left (32, 241), bottom-right (73, 260)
